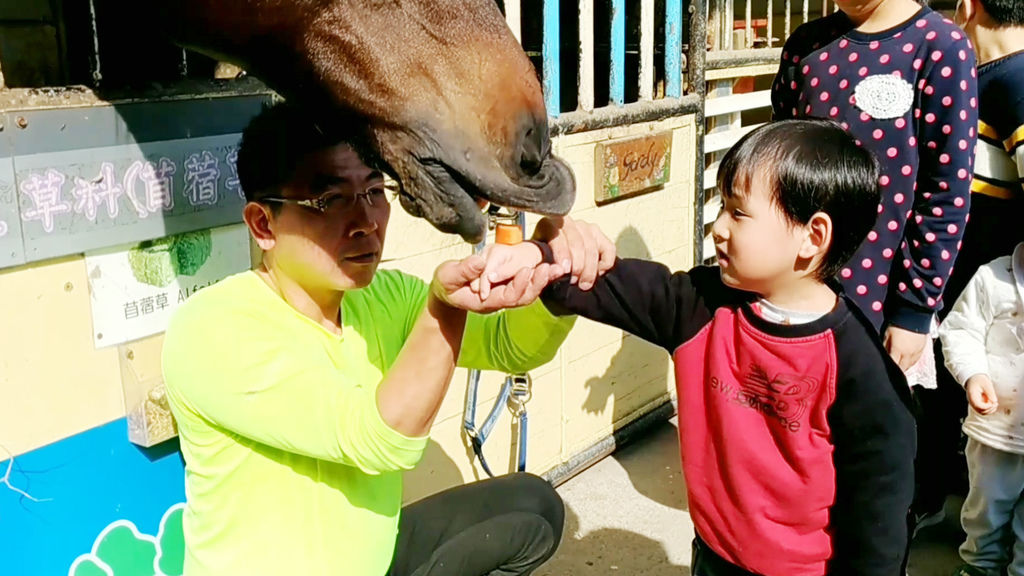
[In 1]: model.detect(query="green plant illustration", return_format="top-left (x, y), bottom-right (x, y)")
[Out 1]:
top-left (69, 504), bottom-right (185, 576)
top-left (128, 230), bottom-right (213, 287)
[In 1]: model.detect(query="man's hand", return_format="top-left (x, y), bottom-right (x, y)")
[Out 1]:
top-left (884, 325), bottom-right (930, 372)
top-left (431, 254), bottom-right (563, 314)
top-left (532, 216), bottom-right (616, 290)
top-left (966, 374), bottom-right (999, 415)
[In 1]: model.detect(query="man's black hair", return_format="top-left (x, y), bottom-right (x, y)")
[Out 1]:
top-left (978, 0), bottom-right (1024, 25)
top-left (717, 118), bottom-right (881, 281)
top-left (236, 102), bottom-right (370, 204)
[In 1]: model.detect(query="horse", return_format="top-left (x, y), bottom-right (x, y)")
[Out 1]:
top-left (148, 0), bottom-right (575, 241)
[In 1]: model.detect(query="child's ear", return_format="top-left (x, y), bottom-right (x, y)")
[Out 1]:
top-left (799, 212), bottom-right (833, 261)
top-left (244, 202), bottom-right (277, 252)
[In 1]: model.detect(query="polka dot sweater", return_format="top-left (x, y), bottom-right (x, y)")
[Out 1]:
top-left (772, 7), bottom-right (978, 333)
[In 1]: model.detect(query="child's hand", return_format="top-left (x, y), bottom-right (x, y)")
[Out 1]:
top-left (884, 325), bottom-right (930, 372)
top-left (532, 216), bottom-right (616, 290)
top-left (472, 243), bottom-right (551, 300)
top-left (966, 374), bottom-right (999, 415)
top-left (433, 253), bottom-right (562, 313)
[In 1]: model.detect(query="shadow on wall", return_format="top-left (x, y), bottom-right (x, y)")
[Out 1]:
top-left (402, 439), bottom-right (467, 504)
top-left (536, 502), bottom-right (690, 576)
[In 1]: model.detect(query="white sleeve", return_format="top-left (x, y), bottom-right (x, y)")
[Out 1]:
top-left (939, 267), bottom-right (994, 386)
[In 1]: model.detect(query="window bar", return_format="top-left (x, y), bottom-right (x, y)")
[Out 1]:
top-left (785, 0), bottom-right (792, 41)
top-left (610, 0), bottom-right (626, 106)
top-left (746, 0), bottom-right (753, 48)
top-left (543, 0), bottom-right (561, 115)
top-left (803, 0), bottom-right (809, 26)
top-left (767, 0), bottom-right (774, 47)
top-left (640, 0), bottom-right (655, 101)
top-left (578, 0), bottom-right (596, 111)
top-left (87, 0), bottom-right (103, 86)
top-left (666, 0), bottom-right (683, 98)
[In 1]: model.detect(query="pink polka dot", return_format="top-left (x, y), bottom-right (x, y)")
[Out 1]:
top-left (941, 182), bottom-right (951, 191)
top-left (913, 58), bottom-right (923, 70)
top-left (970, 97), bottom-right (977, 108)
top-left (877, 204), bottom-right (884, 214)
top-left (877, 274), bottom-right (889, 285)
top-left (872, 301), bottom-right (884, 312)
top-left (873, 129), bottom-right (885, 140)
top-left (942, 124), bottom-right (952, 135)
top-left (895, 118), bottom-right (907, 129)
top-left (888, 220), bottom-right (899, 231)
top-left (960, 110), bottom-right (969, 121)
top-left (902, 165), bottom-right (913, 176)
top-left (932, 207), bottom-right (944, 217)
top-left (868, 231), bottom-right (879, 241)
top-left (928, 297), bottom-right (937, 306)
top-left (894, 192), bottom-right (905, 203)
top-left (931, 50), bottom-right (943, 61)
top-left (903, 44), bottom-right (915, 54)
top-left (932, 277), bottom-right (943, 287)
top-left (839, 79), bottom-right (849, 90)
top-left (908, 136), bottom-right (917, 146)
top-left (805, 104), bottom-right (813, 114)
top-left (841, 122), bottom-right (850, 130)
top-left (961, 80), bottom-right (969, 91)
top-left (860, 112), bottom-right (871, 122)
top-left (947, 223), bottom-right (959, 234)
top-left (916, 215), bottom-right (925, 224)
top-left (819, 52), bottom-right (830, 61)
top-left (802, 65), bottom-right (811, 74)
top-left (942, 96), bottom-right (953, 107)
top-left (954, 196), bottom-right (966, 208)
top-left (941, 249), bottom-right (951, 260)
top-left (857, 285), bottom-right (868, 295)
top-left (840, 39), bottom-right (850, 48)
top-left (926, 31), bottom-right (937, 41)
top-left (862, 258), bottom-right (873, 269)
top-left (790, 81), bottom-right (798, 90)
top-left (904, 259), bottom-right (913, 269)
top-left (916, 19), bottom-right (928, 27)
top-left (869, 40), bottom-right (880, 50)
top-left (941, 66), bottom-right (953, 78)
top-left (916, 109), bottom-right (923, 119)
top-left (913, 278), bottom-right (924, 289)
top-left (899, 282), bottom-right (908, 291)
top-left (925, 232), bottom-right (937, 242)
top-left (922, 258), bottom-right (932, 268)
top-left (849, 52), bottom-right (859, 63)
top-left (939, 153), bottom-right (951, 164)
top-left (928, 141), bottom-right (937, 149)
top-left (829, 64), bottom-right (839, 75)
top-left (887, 147), bottom-right (898, 158)
top-left (830, 106), bottom-right (839, 117)
top-left (859, 66), bottom-right (869, 77)
top-left (882, 54), bottom-right (893, 65)
top-left (880, 175), bottom-right (890, 186)
top-left (925, 112), bottom-right (936, 123)
top-left (958, 168), bottom-right (968, 179)
top-left (841, 268), bottom-right (853, 279)
top-left (952, 31), bottom-right (963, 40)
top-left (893, 70), bottom-right (903, 79)
top-left (810, 77), bottom-right (820, 87)
top-left (970, 127), bottom-right (976, 137)
top-left (959, 140), bottom-right (968, 150)
top-left (919, 79), bottom-right (927, 90)
top-left (883, 248), bottom-right (894, 258)
top-left (820, 92), bottom-right (830, 102)
top-left (959, 49), bottom-right (968, 61)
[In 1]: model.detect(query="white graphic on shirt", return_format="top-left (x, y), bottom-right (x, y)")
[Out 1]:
top-left (854, 74), bottom-right (915, 120)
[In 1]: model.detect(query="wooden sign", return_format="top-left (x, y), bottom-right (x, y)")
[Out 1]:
top-left (594, 132), bottom-right (672, 203)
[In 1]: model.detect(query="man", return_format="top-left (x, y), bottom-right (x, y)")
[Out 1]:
top-left (162, 102), bottom-right (613, 575)
top-left (913, 0), bottom-right (1024, 535)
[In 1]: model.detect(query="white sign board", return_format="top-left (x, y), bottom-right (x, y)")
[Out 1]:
top-left (86, 224), bottom-right (251, 348)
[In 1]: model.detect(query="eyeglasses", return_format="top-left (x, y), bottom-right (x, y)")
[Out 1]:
top-left (262, 182), bottom-right (397, 216)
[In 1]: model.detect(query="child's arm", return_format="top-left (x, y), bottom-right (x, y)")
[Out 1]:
top-left (771, 35), bottom-right (801, 120)
top-left (938, 263), bottom-right (996, 407)
top-left (829, 344), bottom-right (916, 575)
top-left (886, 35), bottom-right (978, 334)
top-left (543, 259), bottom-right (730, 352)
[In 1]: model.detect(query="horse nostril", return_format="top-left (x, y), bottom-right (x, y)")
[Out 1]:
top-left (518, 119), bottom-right (546, 177)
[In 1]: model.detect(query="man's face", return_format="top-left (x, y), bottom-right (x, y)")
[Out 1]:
top-left (266, 143), bottom-right (391, 292)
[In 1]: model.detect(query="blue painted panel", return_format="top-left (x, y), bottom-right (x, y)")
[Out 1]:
top-left (666, 0), bottom-right (684, 98)
top-left (542, 0), bottom-right (561, 116)
top-left (610, 0), bottom-right (626, 106)
top-left (0, 419), bottom-right (186, 576)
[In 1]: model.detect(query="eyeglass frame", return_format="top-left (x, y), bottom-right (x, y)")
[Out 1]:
top-left (259, 182), bottom-right (397, 215)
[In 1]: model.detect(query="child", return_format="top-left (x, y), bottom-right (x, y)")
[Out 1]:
top-left (939, 243), bottom-right (1024, 576)
top-left (772, 0), bottom-right (979, 376)
top-left (481, 119), bottom-right (917, 575)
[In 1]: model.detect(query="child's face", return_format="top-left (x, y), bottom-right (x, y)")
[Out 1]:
top-left (712, 175), bottom-right (809, 294)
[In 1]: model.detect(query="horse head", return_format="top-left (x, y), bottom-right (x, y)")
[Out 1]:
top-left (157, 0), bottom-right (575, 242)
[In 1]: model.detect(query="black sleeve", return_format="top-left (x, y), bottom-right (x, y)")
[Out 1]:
top-left (542, 259), bottom-right (743, 352)
top-left (827, 315), bottom-right (917, 576)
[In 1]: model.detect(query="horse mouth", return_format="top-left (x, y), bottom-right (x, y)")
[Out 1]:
top-left (403, 156), bottom-right (575, 243)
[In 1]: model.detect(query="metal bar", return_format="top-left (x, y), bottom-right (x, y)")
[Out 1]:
top-left (705, 48), bottom-right (783, 69)
top-left (506, 0), bottom-right (523, 43)
top-left (87, 0), bottom-right (103, 87)
top-left (579, 0), bottom-right (595, 111)
top-left (690, 0), bottom-right (708, 265)
top-left (746, 0), bottom-right (753, 48)
top-left (550, 94), bottom-right (702, 135)
top-left (543, 0), bottom-right (561, 115)
top-left (610, 0), bottom-right (626, 106)
top-left (640, 0), bottom-right (655, 101)
top-left (785, 0), bottom-right (792, 40)
top-left (665, 0), bottom-right (683, 98)
top-left (803, 0), bottom-right (809, 26)
top-left (767, 0), bottom-right (774, 47)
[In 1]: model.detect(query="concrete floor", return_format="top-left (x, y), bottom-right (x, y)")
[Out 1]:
top-left (538, 418), bottom-right (966, 576)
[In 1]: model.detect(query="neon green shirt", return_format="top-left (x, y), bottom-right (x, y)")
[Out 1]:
top-left (162, 269), bottom-right (574, 576)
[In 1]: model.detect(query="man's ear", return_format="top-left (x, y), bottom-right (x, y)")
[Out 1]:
top-left (957, 0), bottom-right (977, 26)
top-left (799, 212), bottom-right (833, 262)
top-left (243, 202), bottom-right (276, 251)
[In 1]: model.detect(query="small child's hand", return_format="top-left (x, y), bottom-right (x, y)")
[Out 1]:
top-left (472, 243), bottom-right (551, 300)
top-left (966, 374), bottom-right (999, 415)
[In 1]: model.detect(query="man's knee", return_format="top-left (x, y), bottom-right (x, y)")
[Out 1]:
top-left (503, 473), bottom-right (565, 544)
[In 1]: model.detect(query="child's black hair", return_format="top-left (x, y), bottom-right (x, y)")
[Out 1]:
top-left (978, 0), bottom-right (1024, 25)
top-left (717, 118), bottom-right (881, 281)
